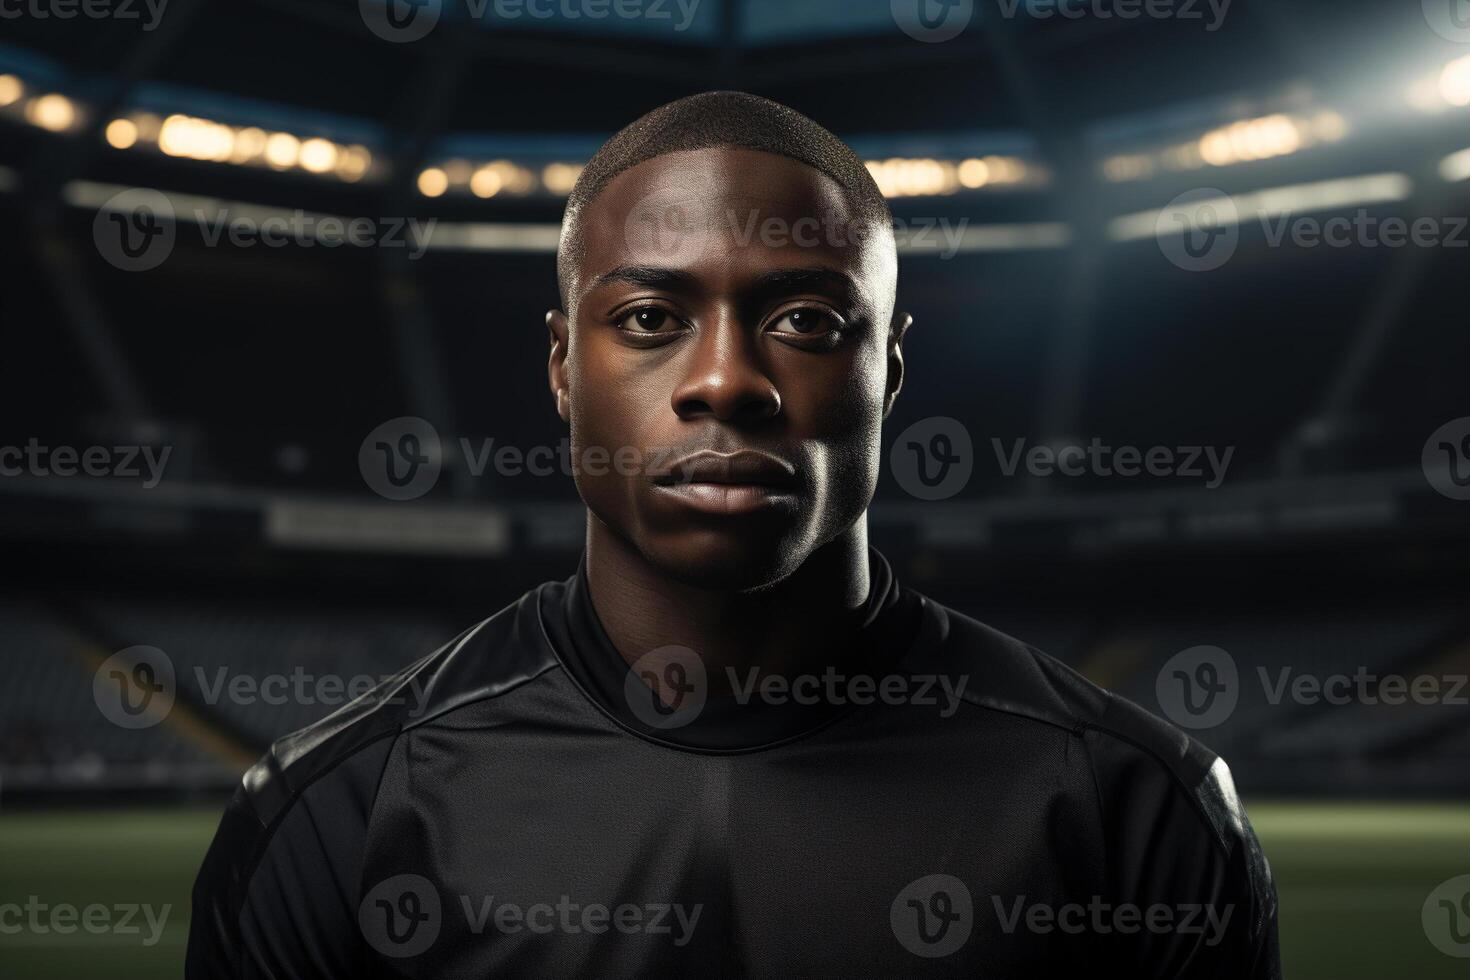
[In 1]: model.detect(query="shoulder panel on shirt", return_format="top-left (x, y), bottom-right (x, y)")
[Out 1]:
top-left (906, 595), bottom-right (1247, 851)
top-left (188, 585), bottom-right (564, 979)
top-left (240, 585), bottom-right (561, 828)
top-left (909, 596), bottom-right (1219, 781)
top-left (907, 595), bottom-right (1280, 976)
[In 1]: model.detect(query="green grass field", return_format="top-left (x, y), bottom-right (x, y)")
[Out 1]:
top-left (1, 803), bottom-right (1467, 977)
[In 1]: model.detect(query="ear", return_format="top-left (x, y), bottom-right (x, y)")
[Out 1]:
top-left (546, 309), bottom-right (570, 423)
top-left (882, 310), bottom-right (912, 419)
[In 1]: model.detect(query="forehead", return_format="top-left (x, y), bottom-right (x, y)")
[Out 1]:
top-left (571, 146), bottom-right (895, 305)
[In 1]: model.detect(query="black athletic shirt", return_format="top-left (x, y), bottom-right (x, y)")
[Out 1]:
top-left (186, 550), bottom-right (1281, 979)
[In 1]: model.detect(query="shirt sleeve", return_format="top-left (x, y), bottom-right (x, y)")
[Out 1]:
top-left (1085, 724), bottom-right (1283, 979)
top-left (186, 736), bottom-right (393, 980)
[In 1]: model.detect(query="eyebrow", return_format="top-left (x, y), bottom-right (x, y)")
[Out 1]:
top-left (591, 265), bottom-right (701, 291)
top-left (752, 267), bottom-right (860, 301)
top-left (590, 264), bottom-right (862, 303)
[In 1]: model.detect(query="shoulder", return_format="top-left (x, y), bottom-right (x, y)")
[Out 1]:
top-left (906, 593), bottom-right (1249, 855)
top-left (239, 583), bottom-right (561, 828)
top-left (186, 583), bottom-right (564, 978)
top-left (906, 594), bottom-right (1280, 975)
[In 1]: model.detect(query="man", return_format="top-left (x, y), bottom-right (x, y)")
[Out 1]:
top-left (187, 91), bottom-right (1280, 978)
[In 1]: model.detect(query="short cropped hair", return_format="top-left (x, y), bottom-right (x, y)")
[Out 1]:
top-left (556, 90), bottom-right (893, 309)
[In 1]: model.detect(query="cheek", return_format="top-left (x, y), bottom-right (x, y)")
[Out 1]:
top-left (565, 349), bottom-right (618, 506)
top-left (568, 346), bottom-right (663, 450)
top-left (789, 343), bottom-right (887, 515)
top-left (793, 337), bottom-right (888, 442)
top-left (565, 342), bottom-right (669, 522)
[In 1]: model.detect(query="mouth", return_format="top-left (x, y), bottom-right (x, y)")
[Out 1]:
top-left (651, 450), bottom-right (799, 515)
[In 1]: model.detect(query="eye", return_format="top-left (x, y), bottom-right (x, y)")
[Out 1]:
top-left (768, 308), bottom-right (841, 338)
top-left (616, 307), bottom-right (678, 333)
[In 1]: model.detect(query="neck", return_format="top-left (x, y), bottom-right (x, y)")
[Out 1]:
top-left (584, 516), bottom-right (872, 686)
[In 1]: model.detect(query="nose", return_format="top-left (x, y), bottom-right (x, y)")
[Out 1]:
top-left (671, 318), bottom-right (781, 424)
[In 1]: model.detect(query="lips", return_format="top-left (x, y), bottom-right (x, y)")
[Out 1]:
top-left (650, 449), bottom-right (800, 516)
top-left (653, 450), bottom-right (797, 489)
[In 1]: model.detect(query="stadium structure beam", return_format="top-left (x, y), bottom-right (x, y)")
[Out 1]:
top-left (22, 0), bottom-right (210, 422)
top-left (248, 0), bottom-right (716, 81)
top-left (739, 35), bottom-right (997, 88)
top-left (978, 10), bottom-right (1107, 481)
top-left (1286, 169), bottom-right (1451, 471)
top-left (377, 25), bottom-right (475, 497)
top-left (708, 0), bottom-right (742, 88)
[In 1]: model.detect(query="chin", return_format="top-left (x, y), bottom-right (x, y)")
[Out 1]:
top-left (640, 525), bottom-right (813, 592)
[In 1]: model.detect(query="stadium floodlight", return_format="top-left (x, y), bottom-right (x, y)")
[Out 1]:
top-left (412, 153), bottom-right (1043, 201)
top-left (417, 167), bottom-right (449, 197)
top-left (23, 92), bottom-right (77, 133)
top-left (0, 74), bottom-right (22, 107)
top-left (470, 165), bottom-right (504, 198)
top-left (1440, 147), bottom-right (1470, 183)
top-left (298, 138), bottom-right (339, 174)
top-left (1102, 110), bottom-right (1348, 184)
top-left (542, 162), bottom-right (581, 196)
top-left (415, 158), bottom-right (542, 198)
top-left (864, 156), bottom-right (1043, 197)
top-left (104, 118), bottom-right (138, 150)
top-left (1407, 53), bottom-right (1470, 112)
top-left (1108, 173), bottom-right (1413, 243)
top-left (100, 109), bottom-right (375, 184)
top-left (1441, 55), bottom-right (1470, 107)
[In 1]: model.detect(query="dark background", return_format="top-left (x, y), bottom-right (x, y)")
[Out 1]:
top-left (1, 1), bottom-right (1468, 976)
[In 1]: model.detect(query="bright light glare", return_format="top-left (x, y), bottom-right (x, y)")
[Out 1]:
top-left (1441, 55), bottom-right (1470, 107)
top-left (264, 132), bottom-right (301, 169)
top-left (417, 167), bottom-right (449, 197)
top-left (1441, 147), bottom-right (1470, 182)
top-left (26, 93), bottom-right (76, 132)
top-left (298, 138), bottom-right (338, 174)
top-left (105, 118), bottom-right (138, 149)
top-left (470, 166), bottom-right (503, 198)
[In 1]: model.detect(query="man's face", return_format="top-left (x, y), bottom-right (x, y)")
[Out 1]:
top-left (550, 146), bottom-right (907, 589)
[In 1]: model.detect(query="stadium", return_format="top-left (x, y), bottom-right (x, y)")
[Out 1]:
top-left (2, 0), bottom-right (1469, 976)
